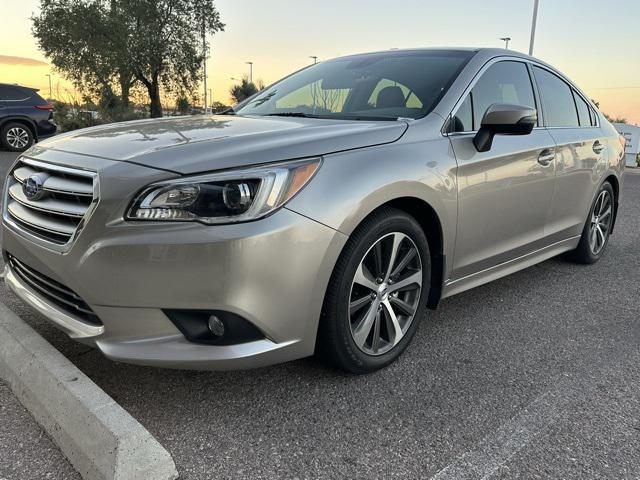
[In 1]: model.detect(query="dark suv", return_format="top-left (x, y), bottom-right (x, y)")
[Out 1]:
top-left (0, 83), bottom-right (57, 152)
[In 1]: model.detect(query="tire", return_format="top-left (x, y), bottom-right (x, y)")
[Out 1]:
top-left (317, 208), bottom-right (431, 374)
top-left (1, 122), bottom-right (34, 152)
top-left (567, 181), bottom-right (615, 264)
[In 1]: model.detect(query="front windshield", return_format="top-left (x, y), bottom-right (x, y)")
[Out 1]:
top-left (235, 50), bottom-right (474, 120)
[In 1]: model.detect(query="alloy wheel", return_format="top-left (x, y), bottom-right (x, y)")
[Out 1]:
top-left (589, 190), bottom-right (612, 255)
top-left (348, 232), bottom-right (423, 356)
top-left (6, 127), bottom-right (30, 149)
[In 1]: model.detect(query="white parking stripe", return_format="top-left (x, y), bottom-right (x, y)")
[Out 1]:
top-left (430, 351), bottom-right (634, 480)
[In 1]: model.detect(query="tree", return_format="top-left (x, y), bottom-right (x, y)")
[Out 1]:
top-left (32, 0), bottom-right (224, 118)
top-left (175, 96), bottom-right (191, 115)
top-left (33, 0), bottom-right (135, 107)
top-left (210, 100), bottom-right (230, 113)
top-left (604, 113), bottom-right (628, 124)
top-left (120, 0), bottom-right (225, 117)
top-left (230, 77), bottom-right (258, 104)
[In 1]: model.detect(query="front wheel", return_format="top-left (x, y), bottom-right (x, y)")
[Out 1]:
top-left (317, 208), bottom-right (430, 374)
top-left (567, 181), bottom-right (614, 264)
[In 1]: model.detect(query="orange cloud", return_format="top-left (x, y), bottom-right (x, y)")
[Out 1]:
top-left (0, 55), bottom-right (48, 67)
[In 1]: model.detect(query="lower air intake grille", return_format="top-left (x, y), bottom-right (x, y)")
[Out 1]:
top-left (7, 254), bottom-right (102, 326)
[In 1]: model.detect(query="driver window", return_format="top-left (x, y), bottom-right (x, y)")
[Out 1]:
top-left (452, 61), bottom-right (536, 132)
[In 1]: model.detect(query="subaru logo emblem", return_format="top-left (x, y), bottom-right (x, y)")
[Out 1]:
top-left (22, 173), bottom-right (48, 201)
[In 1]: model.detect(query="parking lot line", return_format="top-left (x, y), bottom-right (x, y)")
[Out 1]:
top-left (430, 348), bottom-right (637, 480)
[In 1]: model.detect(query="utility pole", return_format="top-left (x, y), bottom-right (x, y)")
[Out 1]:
top-left (246, 62), bottom-right (253, 83)
top-left (529, 0), bottom-right (540, 56)
top-left (45, 74), bottom-right (52, 100)
top-left (202, 15), bottom-right (208, 112)
top-left (500, 37), bottom-right (511, 49)
top-left (309, 56), bottom-right (318, 64)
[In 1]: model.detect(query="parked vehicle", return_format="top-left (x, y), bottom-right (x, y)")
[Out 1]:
top-left (0, 83), bottom-right (56, 152)
top-left (2, 48), bottom-right (625, 373)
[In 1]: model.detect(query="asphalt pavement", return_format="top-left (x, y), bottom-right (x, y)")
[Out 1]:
top-left (1, 148), bottom-right (639, 479)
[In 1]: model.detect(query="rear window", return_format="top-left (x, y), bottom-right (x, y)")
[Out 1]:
top-left (532, 67), bottom-right (579, 127)
top-left (573, 91), bottom-right (592, 127)
top-left (0, 85), bottom-right (31, 101)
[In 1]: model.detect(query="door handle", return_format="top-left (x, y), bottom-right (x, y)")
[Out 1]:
top-left (593, 141), bottom-right (605, 155)
top-left (538, 148), bottom-right (555, 166)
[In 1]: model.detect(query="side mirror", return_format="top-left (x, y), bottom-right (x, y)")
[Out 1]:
top-left (473, 103), bottom-right (537, 152)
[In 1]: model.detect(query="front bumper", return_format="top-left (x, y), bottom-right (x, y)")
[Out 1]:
top-left (3, 207), bottom-right (347, 370)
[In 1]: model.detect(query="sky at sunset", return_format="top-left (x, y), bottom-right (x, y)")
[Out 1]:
top-left (1, 0), bottom-right (638, 124)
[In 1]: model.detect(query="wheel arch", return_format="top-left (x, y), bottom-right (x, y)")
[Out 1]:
top-left (342, 196), bottom-right (447, 310)
top-left (603, 173), bottom-right (620, 233)
top-left (0, 116), bottom-right (38, 142)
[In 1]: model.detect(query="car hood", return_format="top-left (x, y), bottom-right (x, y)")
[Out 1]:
top-left (37, 114), bottom-right (408, 174)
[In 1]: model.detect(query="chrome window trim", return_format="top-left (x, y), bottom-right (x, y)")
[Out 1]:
top-left (2, 156), bottom-right (100, 253)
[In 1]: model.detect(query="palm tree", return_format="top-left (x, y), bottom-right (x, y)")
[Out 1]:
top-left (230, 77), bottom-right (258, 104)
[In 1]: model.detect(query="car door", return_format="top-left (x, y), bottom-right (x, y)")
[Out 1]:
top-left (531, 65), bottom-right (605, 242)
top-left (448, 60), bottom-right (558, 280)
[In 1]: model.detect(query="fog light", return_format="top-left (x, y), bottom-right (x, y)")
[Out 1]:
top-left (207, 315), bottom-right (225, 337)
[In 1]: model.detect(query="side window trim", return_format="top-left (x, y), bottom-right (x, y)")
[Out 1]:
top-left (526, 62), bottom-right (545, 128)
top-left (445, 57), bottom-right (538, 135)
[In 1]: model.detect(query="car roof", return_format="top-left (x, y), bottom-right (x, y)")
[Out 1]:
top-left (0, 83), bottom-right (39, 92)
top-left (329, 47), bottom-right (539, 64)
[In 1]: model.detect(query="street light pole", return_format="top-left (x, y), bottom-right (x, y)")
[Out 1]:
top-left (309, 56), bottom-right (318, 64)
top-left (246, 62), bottom-right (253, 83)
top-left (529, 0), bottom-right (540, 56)
top-left (202, 11), bottom-right (208, 113)
top-left (500, 37), bottom-right (511, 49)
top-left (45, 74), bottom-right (52, 100)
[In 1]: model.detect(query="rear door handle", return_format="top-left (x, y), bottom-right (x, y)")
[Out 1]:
top-left (538, 148), bottom-right (555, 166)
top-left (593, 140), bottom-right (605, 154)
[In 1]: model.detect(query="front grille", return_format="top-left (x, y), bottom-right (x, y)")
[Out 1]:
top-left (4, 158), bottom-right (96, 245)
top-left (7, 254), bottom-right (102, 325)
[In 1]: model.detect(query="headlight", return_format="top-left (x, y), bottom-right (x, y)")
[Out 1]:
top-left (127, 158), bottom-right (321, 224)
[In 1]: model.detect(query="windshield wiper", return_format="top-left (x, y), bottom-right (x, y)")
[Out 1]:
top-left (217, 107), bottom-right (236, 115)
top-left (264, 112), bottom-right (319, 118)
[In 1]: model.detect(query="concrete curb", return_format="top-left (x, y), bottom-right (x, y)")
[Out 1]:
top-left (0, 302), bottom-right (179, 480)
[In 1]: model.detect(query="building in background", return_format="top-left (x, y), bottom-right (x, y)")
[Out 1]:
top-left (614, 123), bottom-right (640, 168)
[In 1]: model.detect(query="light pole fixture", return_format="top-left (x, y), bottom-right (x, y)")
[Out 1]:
top-left (529, 0), bottom-right (540, 55)
top-left (245, 62), bottom-right (253, 83)
top-left (309, 56), bottom-right (318, 64)
top-left (500, 37), bottom-right (511, 49)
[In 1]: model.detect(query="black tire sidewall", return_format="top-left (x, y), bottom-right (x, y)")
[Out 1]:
top-left (1, 123), bottom-right (34, 152)
top-left (322, 209), bottom-right (431, 373)
top-left (574, 182), bottom-right (614, 264)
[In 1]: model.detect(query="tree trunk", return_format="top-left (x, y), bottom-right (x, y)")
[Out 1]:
top-left (148, 73), bottom-right (162, 118)
top-left (119, 76), bottom-right (131, 109)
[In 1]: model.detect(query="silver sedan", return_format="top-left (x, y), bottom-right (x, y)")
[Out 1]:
top-left (2, 48), bottom-right (625, 373)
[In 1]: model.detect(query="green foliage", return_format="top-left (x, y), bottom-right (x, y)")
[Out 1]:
top-left (32, 0), bottom-right (225, 118)
top-left (175, 96), bottom-right (191, 115)
top-left (230, 77), bottom-right (259, 104)
top-left (33, 0), bottom-right (135, 107)
top-left (209, 101), bottom-right (230, 113)
top-left (605, 114), bottom-right (628, 124)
